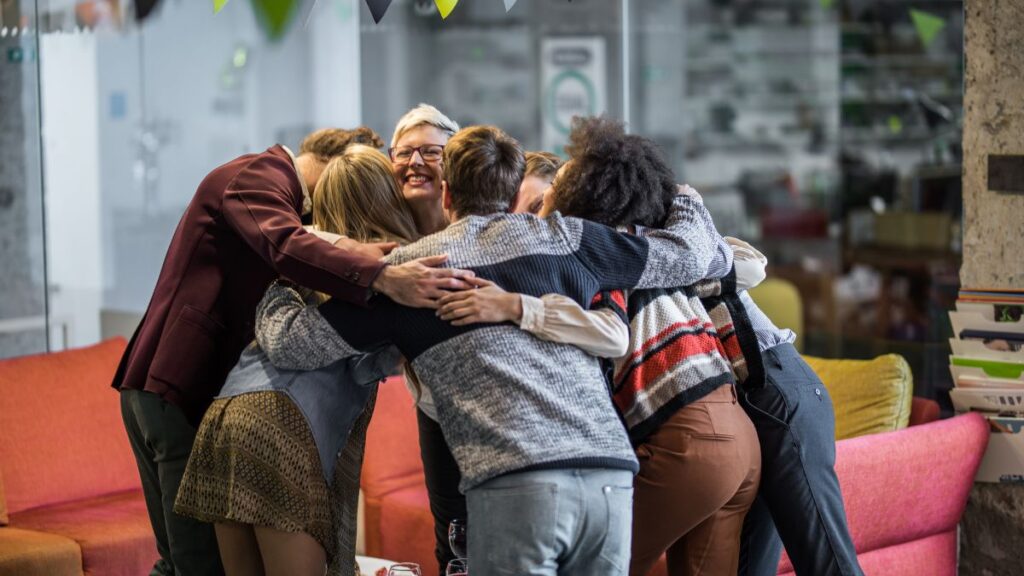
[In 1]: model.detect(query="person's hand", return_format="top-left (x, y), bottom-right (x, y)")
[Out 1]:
top-left (372, 255), bottom-right (475, 309)
top-left (676, 184), bottom-right (702, 199)
top-left (436, 277), bottom-right (523, 326)
top-left (333, 236), bottom-right (398, 260)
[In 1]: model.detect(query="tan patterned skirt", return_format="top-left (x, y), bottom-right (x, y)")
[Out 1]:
top-left (175, 389), bottom-right (376, 575)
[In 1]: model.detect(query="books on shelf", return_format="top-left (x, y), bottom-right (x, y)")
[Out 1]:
top-left (949, 288), bottom-right (1024, 483)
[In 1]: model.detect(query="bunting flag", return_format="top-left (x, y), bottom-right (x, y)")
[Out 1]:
top-left (503, 0), bottom-right (517, 12)
top-left (214, 0), bottom-right (230, 14)
top-left (435, 0), bottom-right (458, 19)
top-left (250, 0), bottom-right (299, 41)
top-left (365, 0), bottom-right (392, 23)
top-left (134, 0), bottom-right (161, 21)
top-left (909, 9), bottom-right (946, 48)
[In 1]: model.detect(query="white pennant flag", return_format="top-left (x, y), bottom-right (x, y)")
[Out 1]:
top-left (503, 0), bottom-right (517, 11)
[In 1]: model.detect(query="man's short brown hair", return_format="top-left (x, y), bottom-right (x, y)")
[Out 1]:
top-left (524, 151), bottom-right (562, 182)
top-left (299, 127), bottom-right (384, 161)
top-left (442, 126), bottom-right (525, 216)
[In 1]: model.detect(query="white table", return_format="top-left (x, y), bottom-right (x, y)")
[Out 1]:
top-left (356, 555), bottom-right (397, 575)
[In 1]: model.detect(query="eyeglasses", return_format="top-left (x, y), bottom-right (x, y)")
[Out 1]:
top-left (389, 145), bottom-right (445, 164)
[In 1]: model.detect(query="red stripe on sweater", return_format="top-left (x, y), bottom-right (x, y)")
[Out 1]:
top-left (609, 290), bottom-right (627, 310)
top-left (720, 332), bottom-right (743, 362)
top-left (614, 331), bottom-right (725, 412)
top-left (624, 319), bottom-right (704, 365)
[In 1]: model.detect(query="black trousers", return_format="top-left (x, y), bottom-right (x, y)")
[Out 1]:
top-left (737, 343), bottom-right (864, 576)
top-left (417, 408), bottom-right (467, 576)
top-left (121, 389), bottom-right (224, 576)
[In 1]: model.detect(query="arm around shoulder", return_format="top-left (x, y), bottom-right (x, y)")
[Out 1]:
top-left (255, 281), bottom-right (363, 370)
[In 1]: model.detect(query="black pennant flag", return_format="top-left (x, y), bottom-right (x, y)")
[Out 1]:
top-left (365, 0), bottom-right (393, 23)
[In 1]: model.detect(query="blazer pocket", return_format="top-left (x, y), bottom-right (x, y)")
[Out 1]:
top-left (150, 305), bottom-right (226, 391)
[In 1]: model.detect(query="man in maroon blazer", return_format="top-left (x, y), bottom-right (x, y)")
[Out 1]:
top-left (113, 128), bottom-right (471, 576)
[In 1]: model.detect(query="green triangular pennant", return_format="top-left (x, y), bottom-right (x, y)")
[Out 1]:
top-left (214, 0), bottom-right (229, 14)
top-left (250, 0), bottom-right (299, 41)
top-left (910, 9), bottom-right (946, 48)
top-left (435, 0), bottom-right (457, 19)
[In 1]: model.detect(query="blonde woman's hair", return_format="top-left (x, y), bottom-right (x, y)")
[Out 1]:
top-left (391, 103), bottom-right (460, 148)
top-left (313, 144), bottom-right (420, 246)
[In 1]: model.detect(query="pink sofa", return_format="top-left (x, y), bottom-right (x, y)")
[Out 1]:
top-left (362, 378), bottom-right (988, 576)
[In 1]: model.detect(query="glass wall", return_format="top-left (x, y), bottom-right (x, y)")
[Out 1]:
top-left (0, 0), bottom-right (47, 359)
top-left (359, 0), bottom-right (963, 403)
top-left (1, 0), bottom-right (964, 406)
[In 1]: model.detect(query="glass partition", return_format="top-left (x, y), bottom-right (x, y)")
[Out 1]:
top-left (1, 0), bottom-right (965, 408)
top-left (0, 0), bottom-right (47, 359)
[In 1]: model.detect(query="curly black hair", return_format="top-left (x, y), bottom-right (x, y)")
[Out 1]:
top-left (551, 116), bottom-right (677, 229)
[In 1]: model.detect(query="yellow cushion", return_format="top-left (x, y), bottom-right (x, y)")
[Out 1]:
top-left (0, 527), bottom-right (82, 576)
top-left (749, 278), bottom-right (804, 352)
top-left (802, 354), bottom-right (913, 441)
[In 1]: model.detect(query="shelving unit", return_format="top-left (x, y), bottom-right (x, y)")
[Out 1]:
top-left (838, 0), bottom-right (964, 158)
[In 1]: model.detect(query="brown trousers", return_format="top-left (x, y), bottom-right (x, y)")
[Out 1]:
top-left (630, 384), bottom-right (762, 576)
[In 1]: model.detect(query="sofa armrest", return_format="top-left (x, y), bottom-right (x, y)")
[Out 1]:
top-left (834, 412), bottom-right (987, 556)
top-left (910, 397), bottom-right (941, 427)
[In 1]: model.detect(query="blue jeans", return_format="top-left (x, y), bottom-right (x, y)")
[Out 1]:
top-left (467, 468), bottom-right (634, 576)
top-left (737, 343), bottom-right (863, 576)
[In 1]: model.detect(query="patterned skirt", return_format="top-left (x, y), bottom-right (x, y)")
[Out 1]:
top-left (175, 389), bottom-right (376, 575)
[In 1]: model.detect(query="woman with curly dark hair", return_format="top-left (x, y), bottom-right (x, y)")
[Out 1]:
top-left (539, 116), bottom-right (862, 576)
top-left (534, 116), bottom-right (764, 576)
top-left (543, 116), bottom-right (678, 229)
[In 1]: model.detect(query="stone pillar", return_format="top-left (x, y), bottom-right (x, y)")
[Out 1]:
top-left (958, 0), bottom-right (1024, 574)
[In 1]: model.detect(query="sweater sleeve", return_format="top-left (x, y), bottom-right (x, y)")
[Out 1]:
top-left (635, 191), bottom-right (731, 288)
top-left (220, 153), bottom-right (385, 305)
top-left (568, 192), bottom-right (727, 291)
top-left (255, 282), bottom-right (366, 370)
top-left (518, 293), bottom-right (629, 359)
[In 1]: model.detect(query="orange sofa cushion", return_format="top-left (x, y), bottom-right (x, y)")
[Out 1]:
top-left (10, 490), bottom-right (158, 576)
top-left (0, 469), bottom-right (8, 525)
top-left (0, 338), bottom-right (139, 515)
top-left (363, 376), bottom-right (426, 499)
top-left (366, 485), bottom-right (437, 569)
top-left (0, 526), bottom-right (82, 576)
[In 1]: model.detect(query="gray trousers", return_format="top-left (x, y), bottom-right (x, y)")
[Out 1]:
top-left (120, 389), bottom-right (224, 576)
top-left (467, 468), bottom-right (634, 576)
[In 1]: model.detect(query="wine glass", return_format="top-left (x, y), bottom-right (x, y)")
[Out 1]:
top-left (447, 518), bottom-right (467, 558)
top-left (445, 558), bottom-right (468, 576)
top-left (387, 563), bottom-right (421, 576)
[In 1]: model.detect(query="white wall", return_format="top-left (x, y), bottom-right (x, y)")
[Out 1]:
top-left (40, 30), bottom-right (102, 349)
top-left (310, 0), bottom-right (363, 130)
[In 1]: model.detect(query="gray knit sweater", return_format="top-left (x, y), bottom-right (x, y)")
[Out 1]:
top-left (257, 194), bottom-right (726, 492)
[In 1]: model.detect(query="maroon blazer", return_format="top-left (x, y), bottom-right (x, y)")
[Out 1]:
top-left (112, 145), bottom-right (384, 424)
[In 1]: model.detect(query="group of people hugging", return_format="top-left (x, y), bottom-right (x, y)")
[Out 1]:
top-left (113, 104), bottom-right (865, 576)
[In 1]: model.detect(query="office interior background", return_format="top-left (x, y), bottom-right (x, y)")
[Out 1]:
top-left (0, 0), bottom-right (966, 409)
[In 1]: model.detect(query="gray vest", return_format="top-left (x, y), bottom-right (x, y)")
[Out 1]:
top-left (218, 342), bottom-right (400, 482)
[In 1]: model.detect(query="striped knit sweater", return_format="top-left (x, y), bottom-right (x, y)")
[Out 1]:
top-left (256, 194), bottom-right (728, 492)
top-left (600, 279), bottom-right (737, 445)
